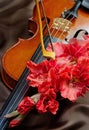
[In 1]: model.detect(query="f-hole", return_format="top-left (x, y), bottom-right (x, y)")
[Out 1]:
top-left (28, 19), bottom-right (37, 38)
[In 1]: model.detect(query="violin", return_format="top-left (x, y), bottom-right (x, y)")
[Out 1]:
top-left (1, 0), bottom-right (89, 129)
top-left (2, 0), bottom-right (89, 90)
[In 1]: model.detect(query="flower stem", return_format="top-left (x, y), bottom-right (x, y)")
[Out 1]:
top-left (31, 93), bottom-right (41, 103)
top-left (4, 110), bottom-right (19, 118)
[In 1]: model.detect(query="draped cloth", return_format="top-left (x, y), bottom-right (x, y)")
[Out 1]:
top-left (0, 0), bottom-right (89, 130)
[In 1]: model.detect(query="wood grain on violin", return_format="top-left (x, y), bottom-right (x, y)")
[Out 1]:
top-left (1, 0), bottom-right (89, 89)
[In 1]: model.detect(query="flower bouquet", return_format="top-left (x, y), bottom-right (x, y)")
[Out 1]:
top-left (5, 35), bottom-right (89, 127)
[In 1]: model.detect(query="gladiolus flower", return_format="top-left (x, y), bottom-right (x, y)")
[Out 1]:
top-left (17, 96), bottom-right (35, 115)
top-left (9, 114), bottom-right (25, 127)
top-left (36, 89), bottom-right (59, 114)
top-left (7, 35), bottom-right (89, 128)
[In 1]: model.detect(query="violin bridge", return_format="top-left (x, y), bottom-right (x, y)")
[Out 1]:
top-left (53, 18), bottom-right (72, 32)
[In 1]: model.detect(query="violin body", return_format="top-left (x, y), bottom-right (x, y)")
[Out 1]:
top-left (1, 0), bottom-right (89, 89)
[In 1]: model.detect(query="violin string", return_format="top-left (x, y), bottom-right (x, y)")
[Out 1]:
top-left (49, 10), bottom-right (75, 38)
top-left (40, 0), bottom-right (76, 52)
top-left (49, 16), bottom-right (73, 42)
top-left (0, 82), bottom-right (29, 127)
top-left (49, 15), bottom-right (75, 41)
top-left (51, 18), bottom-right (73, 37)
top-left (43, 15), bottom-right (75, 50)
top-left (41, 8), bottom-right (75, 45)
top-left (56, 16), bottom-right (75, 42)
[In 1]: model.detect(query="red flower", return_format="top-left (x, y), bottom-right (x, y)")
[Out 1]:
top-left (9, 114), bottom-right (24, 128)
top-left (48, 99), bottom-right (59, 115)
top-left (83, 35), bottom-right (89, 40)
top-left (9, 119), bottom-right (20, 128)
top-left (59, 57), bottom-right (89, 101)
top-left (61, 39), bottom-right (88, 63)
top-left (27, 58), bottom-right (70, 93)
top-left (7, 36), bottom-right (89, 129)
top-left (38, 81), bottom-right (51, 93)
top-left (49, 63), bottom-right (71, 92)
top-left (36, 89), bottom-right (59, 114)
top-left (47, 38), bottom-right (89, 63)
top-left (27, 37), bottom-right (89, 102)
top-left (73, 57), bottom-right (89, 87)
top-left (27, 60), bottom-right (54, 87)
top-left (17, 96), bottom-right (35, 114)
top-left (27, 60), bottom-right (58, 93)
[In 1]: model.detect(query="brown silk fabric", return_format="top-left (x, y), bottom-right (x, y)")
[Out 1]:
top-left (0, 0), bottom-right (35, 109)
top-left (0, 0), bottom-right (89, 130)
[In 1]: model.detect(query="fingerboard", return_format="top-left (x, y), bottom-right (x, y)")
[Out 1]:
top-left (0, 35), bottom-right (58, 130)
